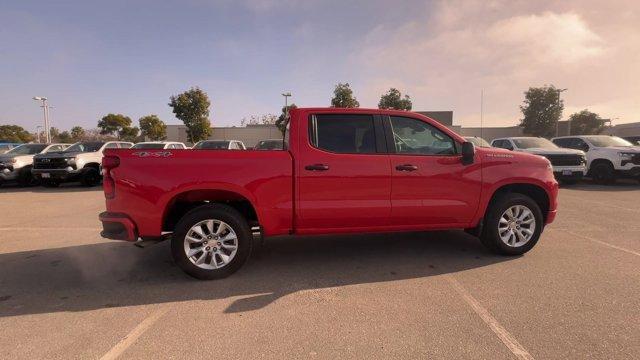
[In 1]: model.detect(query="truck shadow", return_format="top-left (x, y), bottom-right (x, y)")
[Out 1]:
top-left (0, 231), bottom-right (514, 317)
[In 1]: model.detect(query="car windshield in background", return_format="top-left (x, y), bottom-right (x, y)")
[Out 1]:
top-left (6, 144), bottom-right (48, 155)
top-left (193, 141), bottom-right (229, 149)
top-left (513, 138), bottom-right (558, 149)
top-left (65, 142), bottom-right (104, 152)
top-left (465, 137), bottom-right (491, 148)
top-left (585, 136), bottom-right (633, 147)
top-left (131, 143), bottom-right (166, 149)
top-left (255, 140), bottom-right (283, 150)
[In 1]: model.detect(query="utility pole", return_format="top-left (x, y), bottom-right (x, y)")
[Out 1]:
top-left (36, 126), bottom-right (43, 143)
top-left (282, 92), bottom-right (292, 119)
top-left (555, 88), bottom-right (567, 137)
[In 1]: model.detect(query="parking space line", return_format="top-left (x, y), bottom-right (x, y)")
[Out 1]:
top-left (100, 305), bottom-right (170, 360)
top-left (445, 275), bottom-right (535, 360)
top-left (554, 228), bottom-right (640, 258)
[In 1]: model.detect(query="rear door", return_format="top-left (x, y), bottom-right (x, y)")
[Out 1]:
top-left (296, 112), bottom-right (391, 232)
top-left (385, 115), bottom-right (481, 227)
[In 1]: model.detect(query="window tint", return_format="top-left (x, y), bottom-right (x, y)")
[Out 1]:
top-left (552, 138), bottom-right (571, 148)
top-left (493, 140), bottom-right (513, 150)
top-left (310, 114), bottom-right (377, 154)
top-left (389, 116), bottom-right (455, 155)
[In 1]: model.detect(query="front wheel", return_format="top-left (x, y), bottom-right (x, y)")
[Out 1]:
top-left (171, 204), bottom-right (252, 280)
top-left (80, 167), bottom-right (101, 186)
top-left (480, 193), bottom-right (543, 256)
top-left (590, 162), bottom-right (615, 185)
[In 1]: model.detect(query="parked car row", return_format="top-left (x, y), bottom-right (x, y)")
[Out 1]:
top-left (464, 135), bottom-right (640, 185)
top-left (0, 138), bottom-right (286, 188)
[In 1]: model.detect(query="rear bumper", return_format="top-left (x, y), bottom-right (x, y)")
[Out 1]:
top-left (99, 212), bottom-right (138, 241)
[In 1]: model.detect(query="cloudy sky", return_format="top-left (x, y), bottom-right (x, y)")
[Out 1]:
top-left (1, 0), bottom-right (638, 131)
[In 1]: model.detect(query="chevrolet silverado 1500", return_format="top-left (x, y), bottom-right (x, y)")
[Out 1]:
top-left (99, 108), bottom-right (558, 279)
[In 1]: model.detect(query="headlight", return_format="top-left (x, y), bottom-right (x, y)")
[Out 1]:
top-left (65, 157), bottom-right (76, 164)
top-left (618, 152), bottom-right (635, 160)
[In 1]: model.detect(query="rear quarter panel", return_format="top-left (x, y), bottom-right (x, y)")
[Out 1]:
top-left (103, 149), bottom-right (293, 237)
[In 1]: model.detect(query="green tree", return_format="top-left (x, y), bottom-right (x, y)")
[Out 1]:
top-left (240, 114), bottom-right (278, 126)
top-left (168, 87), bottom-right (212, 142)
top-left (519, 85), bottom-right (564, 137)
top-left (56, 131), bottom-right (73, 143)
top-left (331, 83), bottom-right (360, 108)
top-left (0, 125), bottom-right (34, 143)
top-left (568, 110), bottom-right (605, 135)
top-left (70, 126), bottom-right (85, 141)
top-left (275, 104), bottom-right (297, 135)
top-left (378, 88), bottom-right (412, 110)
top-left (120, 126), bottom-right (140, 142)
top-left (98, 113), bottom-right (134, 139)
top-left (49, 127), bottom-right (61, 141)
top-left (139, 115), bottom-right (167, 140)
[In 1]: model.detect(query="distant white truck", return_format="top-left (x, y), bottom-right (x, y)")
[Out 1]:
top-left (552, 135), bottom-right (640, 184)
top-left (32, 141), bottom-right (133, 187)
top-left (131, 141), bottom-right (187, 149)
top-left (491, 137), bottom-right (587, 184)
top-left (0, 143), bottom-right (70, 186)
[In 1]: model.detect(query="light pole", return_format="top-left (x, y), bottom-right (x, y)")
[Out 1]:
top-left (282, 92), bottom-right (292, 119)
top-left (36, 126), bottom-right (43, 143)
top-left (33, 96), bottom-right (50, 143)
top-left (555, 88), bottom-right (567, 137)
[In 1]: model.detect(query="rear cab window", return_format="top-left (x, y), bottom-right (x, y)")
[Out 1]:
top-left (309, 114), bottom-right (378, 154)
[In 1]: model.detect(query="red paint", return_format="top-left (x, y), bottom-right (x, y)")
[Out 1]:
top-left (100, 108), bottom-right (558, 241)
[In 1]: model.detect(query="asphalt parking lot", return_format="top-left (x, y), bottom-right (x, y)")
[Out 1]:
top-left (0, 183), bottom-right (639, 359)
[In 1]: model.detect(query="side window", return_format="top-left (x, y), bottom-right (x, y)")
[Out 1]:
top-left (389, 116), bottom-right (455, 155)
top-left (492, 140), bottom-right (503, 148)
top-left (309, 114), bottom-right (377, 154)
top-left (571, 138), bottom-right (589, 152)
top-left (230, 142), bottom-right (238, 150)
top-left (118, 143), bottom-right (132, 149)
top-left (104, 143), bottom-right (118, 149)
top-left (47, 145), bottom-right (62, 152)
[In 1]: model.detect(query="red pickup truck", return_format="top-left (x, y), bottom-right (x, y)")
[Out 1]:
top-left (100, 108), bottom-right (558, 279)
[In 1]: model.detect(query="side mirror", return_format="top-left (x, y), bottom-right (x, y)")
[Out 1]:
top-left (461, 141), bottom-right (475, 165)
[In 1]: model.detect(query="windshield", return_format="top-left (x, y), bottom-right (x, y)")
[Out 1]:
top-left (512, 138), bottom-right (558, 149)
top-left (255, 140), bottom-right (283, 150)
top-left (465, 137), bottom-right (491, 148)
top-left (65, 142), bottom-right (104, 152)
top-left (193, 141), bottom-right (229, 150)
top-left (131, 143), bottom-right (166, 149)
top-left (6, 144), bottom-right (48, 155)
top-left (585, 136), bottom-right (633, 147)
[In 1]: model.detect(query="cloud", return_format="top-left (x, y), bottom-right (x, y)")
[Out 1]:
top-left (347, 1), bottom-right (639, 127)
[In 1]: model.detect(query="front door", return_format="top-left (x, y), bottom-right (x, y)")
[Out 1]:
top-left (296, 113), bottom-right (391, 232)
top-left (386, 115), bottom-right (481, 227)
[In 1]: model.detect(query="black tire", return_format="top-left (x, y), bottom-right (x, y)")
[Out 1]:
top-left (590, 162), bottom-right (615, 185)
top-left (171, 204), bottom-right (252, 280)
top-left (480, 193), bottom-right (543, 256)
top-left (80, 167), bottom-right (101, 187)
top-left (41, 179), bottom-right (60, 188)
top-left (17, 167), bottom-right (38, 187)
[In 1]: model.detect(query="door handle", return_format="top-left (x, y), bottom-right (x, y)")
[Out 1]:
top-left (395, 164), bottom-right (418, 171)
top-left (305, 163), bottom-right (330, 171)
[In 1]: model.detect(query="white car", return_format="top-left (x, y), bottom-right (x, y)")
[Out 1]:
top-left (552, 135), bottom-right (640, 184)
top-left (132, 141), bottom-right (187, 149)
top-left (0, 143), bottom-right (70, 186)
top-left (491, 137), bottom-right (587, 184)
top-left (32, 141), bottom-right (133, 187)
top-left (192, 140), bottom-right (246, 150)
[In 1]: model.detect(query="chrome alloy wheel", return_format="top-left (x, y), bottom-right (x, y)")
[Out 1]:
top-left (498, 205), bottom-right (536, 247)
top-left (184, 219), bottom-right (238, 270)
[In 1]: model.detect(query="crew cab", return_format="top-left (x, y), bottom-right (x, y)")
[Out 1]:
top-left (99, 108), bottom-right (558, 279)
top-left (32, 141), bottom-right (133, 187)
top-left (131, 141), bottom-right (187, 149)
top-left (491, 137), bottom-right (587, 184)
top-left (0, 143), bottom-right (70, 186)
top-left (552, 135), bottom-right (640, 184)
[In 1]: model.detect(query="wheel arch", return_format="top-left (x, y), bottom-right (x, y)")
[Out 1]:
top-left (485, 183), bottom-right (551, 223)
top-left (587, 158), bottom-right (614, 176)
top-left (162, 189), bottom-right (259, 232)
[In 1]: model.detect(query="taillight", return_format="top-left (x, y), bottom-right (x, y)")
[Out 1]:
top-left (102, 156), bottom-right (120, 199)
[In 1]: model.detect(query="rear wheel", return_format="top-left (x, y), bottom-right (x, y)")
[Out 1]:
top-left (171, 204), bottom-right (252, 280)
top-left (80, 167), bottom-right (101, 186)
top-left (590, 162), bottom-right (615, 185)
top-left (480, 193), bottom-right (543, 255)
